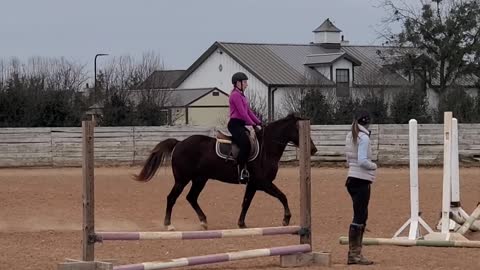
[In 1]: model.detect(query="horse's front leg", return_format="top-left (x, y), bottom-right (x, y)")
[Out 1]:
top-left (262, 182), bottom-right (291, 226)
top-left (237, 183), bottom-right (257, 228)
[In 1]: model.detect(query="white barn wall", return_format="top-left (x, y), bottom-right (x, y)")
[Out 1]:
top-left (314, 32), bottom-right (341, 44)
top-left (178, 48), bottom-right (269, 107)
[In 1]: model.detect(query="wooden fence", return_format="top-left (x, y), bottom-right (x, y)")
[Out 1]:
top-left (1, 124), bottom-right (480, 168)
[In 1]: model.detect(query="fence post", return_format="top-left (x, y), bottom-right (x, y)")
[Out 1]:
top-left (82, 120), bottom-right (95, 261)
top-left (299, 120), bottom-right (312, 246)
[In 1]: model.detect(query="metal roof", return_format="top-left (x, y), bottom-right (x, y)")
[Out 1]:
top-left (137, 70), bottom-right (185, 89)
top-left (171, 88), bottom-right (227, 107)
top-left (175, 41), bottom-right (478, 88)
top-left (313, 18), bottom-right (342, 33)
top-left (304, 52), bottom-right (361, 66)
top-left (220, 42), bottom-right (335, 86)
top-left (126, 87), bottom-right (227, 107)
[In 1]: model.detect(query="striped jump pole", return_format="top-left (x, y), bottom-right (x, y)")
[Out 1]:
top-left (96, 226), bottom-right (302, 241)
top-left (113, 244), bottom-right (311, 270)
top-left (339, 236), bottom-right (480, 248)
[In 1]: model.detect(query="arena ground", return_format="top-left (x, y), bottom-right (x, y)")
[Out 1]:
top-left (0, 166), bottom-right (479, 269)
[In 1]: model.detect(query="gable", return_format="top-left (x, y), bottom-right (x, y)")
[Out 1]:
top-left (190, 89), bottom-right (229, 106)
top-left (177, 46), bottom-right (268, 98)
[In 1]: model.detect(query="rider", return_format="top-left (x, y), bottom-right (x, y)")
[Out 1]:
top-left (228, 72), bottom-right (262, 183)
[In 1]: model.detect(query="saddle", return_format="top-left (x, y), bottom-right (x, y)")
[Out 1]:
top-left (215, 126), bottom-right (259, 162)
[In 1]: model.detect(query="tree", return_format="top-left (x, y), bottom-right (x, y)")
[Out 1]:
top-left (333, 97), bottom-right (362, 124)
top-left (135, 99), bottom-right (168, 126)
top-left (379, 0), bottom-right (480, 93)
top-left (300, 89), bottom-right (335, 124)
top-left (281, 88), bottom-right (304, 116)
top-left (101, 92), bottom-right (136, 126)
top-left (437, 87), bottom-right (477, 123)
top-left (247, 91), bottom-right (267, 122)
top-left (98, 51), bottom-right (175, 126)
top-left (475, 95), bottom-right (480, 122)
top-left (360, 91), bottom-right (390, 124)
top-left (390, 89), bottom-right (431, 123)
top-left (0, 57), bottom-right (88, 127)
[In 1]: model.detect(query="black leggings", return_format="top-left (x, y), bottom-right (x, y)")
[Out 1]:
top-left (346, 177), bottom-right (371, 226)
top-left (227, 118), bottom-right (251, 168)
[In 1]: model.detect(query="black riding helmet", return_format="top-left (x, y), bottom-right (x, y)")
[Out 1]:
top-left (231, 72), bottom-right (248, 85)
top-left (355, 110), bottom-right (371, 126)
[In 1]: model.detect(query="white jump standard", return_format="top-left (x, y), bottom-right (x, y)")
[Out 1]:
top-left (392, 119), bottom-right (433, 240)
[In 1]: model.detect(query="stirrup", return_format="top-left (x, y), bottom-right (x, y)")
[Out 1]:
top-left (239, 168), bottom-right (250, 183)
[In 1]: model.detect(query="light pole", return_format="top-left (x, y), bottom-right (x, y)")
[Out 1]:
top-left (94, 53), bottom-right (108, 106)
top-left (92, 53), bottom-right (108, 124)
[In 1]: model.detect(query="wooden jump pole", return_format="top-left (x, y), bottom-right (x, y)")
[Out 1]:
top-left (96, 226), bottom-right (302, 241)
top-left (339, 236), bottom-right (480, 248)
top-left (112, 244), bottom-right (312, 270)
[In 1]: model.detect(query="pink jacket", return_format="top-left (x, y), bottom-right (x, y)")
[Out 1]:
top-left (229, 88), bottom-right (261, 126)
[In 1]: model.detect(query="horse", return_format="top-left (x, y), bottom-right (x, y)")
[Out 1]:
top-left (133, 114), bottom-right (317, 230)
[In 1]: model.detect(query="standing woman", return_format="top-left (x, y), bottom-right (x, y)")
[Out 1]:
top-left (344, 110), bottom-right (376, 265)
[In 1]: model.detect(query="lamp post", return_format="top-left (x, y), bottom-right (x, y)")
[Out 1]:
top-left (94, 53), bottom-right (108, 106)
top-left (93, 53), bottom-right (108, 123)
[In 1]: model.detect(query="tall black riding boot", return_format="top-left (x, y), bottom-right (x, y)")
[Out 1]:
top-left (347, 224), bottom-right (373, 265)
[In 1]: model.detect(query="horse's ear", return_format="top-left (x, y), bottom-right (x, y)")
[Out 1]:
top-left (286, 112), bottom-right (302, 120)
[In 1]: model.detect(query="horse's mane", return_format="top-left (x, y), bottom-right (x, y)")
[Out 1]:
top-left (266, 113), bottom-right (308, 127)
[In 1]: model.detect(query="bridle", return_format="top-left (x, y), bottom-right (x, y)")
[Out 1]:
top-left (253, 119), bottom-right (301, 172)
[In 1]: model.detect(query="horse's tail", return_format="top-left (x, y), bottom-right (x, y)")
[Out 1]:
top-left (133, 138), bottom-right (179, 182)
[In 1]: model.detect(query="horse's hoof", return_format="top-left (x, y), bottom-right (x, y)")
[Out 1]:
top-left (283, 216), bottom-right (291, 226)
top-left (238, 223), bottom-right (247, 229)
top-left (167, 225), bottom-right (176, 231)
top-left (200, 221), bottom-right (208, 230)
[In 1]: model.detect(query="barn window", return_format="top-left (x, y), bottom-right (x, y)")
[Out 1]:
top-left (159, 109), bottom-right (171, 125)
top-left (335, 69), bottom-right (350, 98)
top-left (212, 91), bottom-right (219, 96)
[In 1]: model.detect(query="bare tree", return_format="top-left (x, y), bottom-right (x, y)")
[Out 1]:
top-left (0, 59), bottom-right (7, 90)
top-left (279, 75), bottom-right (336, 117)
top-left (247, 90), bottom-right (267, 122)
top-left (0, 56), bottom-right (88, 91)
top-left (99, 51), bottom-right (169, 101)
top-left (98, 51), bottom-right (184, 125)
top-left (281, 88), bottom-right (304, 115)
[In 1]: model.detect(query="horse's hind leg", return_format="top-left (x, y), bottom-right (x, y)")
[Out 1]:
top-left (164, 181), bottom-right (188, 231)
top-left (262, 183), bottom-right (292, 226)
top-left (186, 177), bottom-right (208, 230)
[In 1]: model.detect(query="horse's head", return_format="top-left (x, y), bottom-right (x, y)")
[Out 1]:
top-left (266, 113), bottom-right (317, 156)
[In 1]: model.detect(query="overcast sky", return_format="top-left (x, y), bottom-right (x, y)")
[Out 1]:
top-left (1, 0), bottom-right (407, 71)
